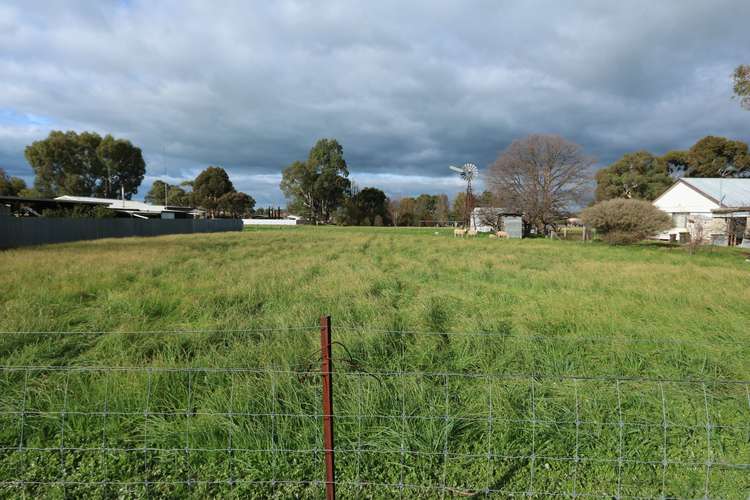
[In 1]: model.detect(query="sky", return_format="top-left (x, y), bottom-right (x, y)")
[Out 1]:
top-left (1, 1), bottom-right (749, 206)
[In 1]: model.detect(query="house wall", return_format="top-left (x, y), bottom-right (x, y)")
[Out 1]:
top-left (652, 181), bottom-right (724, 240)
top-left (653, 181), bottom-right (720, 214)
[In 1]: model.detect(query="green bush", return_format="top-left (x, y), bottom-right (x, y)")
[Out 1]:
top-left (42, 205), bottom-right (117, 218)
top-left (580, 198), bottom-right (671, 244)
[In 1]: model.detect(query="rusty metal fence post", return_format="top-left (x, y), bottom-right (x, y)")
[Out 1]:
top-left (320, 315), bottom-right (335, 500)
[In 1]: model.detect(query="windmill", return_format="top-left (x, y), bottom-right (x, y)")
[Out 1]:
top-left (449, 163), bottom-right (479, 228)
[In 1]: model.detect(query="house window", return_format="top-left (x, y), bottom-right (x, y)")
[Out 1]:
top-left (671, 213), bottom-right (688, 228)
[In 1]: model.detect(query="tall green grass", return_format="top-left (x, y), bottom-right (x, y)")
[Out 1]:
top-left (0, 227), bottom-right (748, 498)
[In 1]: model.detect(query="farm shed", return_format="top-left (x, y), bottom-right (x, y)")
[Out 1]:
top-left (652, 178), bottom-right (750, 246)
top-left (470, 207), bottom-right (524, 238)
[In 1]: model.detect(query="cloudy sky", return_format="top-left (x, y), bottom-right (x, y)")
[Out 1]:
top-left (1, 1), bottom-right (749, 205)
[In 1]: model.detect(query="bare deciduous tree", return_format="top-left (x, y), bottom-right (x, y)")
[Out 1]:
top-left (387, 198), bottom-right (401, 227)
top-left (476, 207), bottom-right (504, 232)
top-left (487, 135), bottom-right (592, 234)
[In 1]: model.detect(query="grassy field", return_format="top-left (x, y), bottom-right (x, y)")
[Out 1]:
top-left (0, 226), bottom-right (748, 498)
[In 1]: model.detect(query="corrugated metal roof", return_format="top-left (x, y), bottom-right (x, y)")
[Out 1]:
top-left (680, 178), bottom-right (750, 207)
top-left (54, 195), bottom-right (167, 212)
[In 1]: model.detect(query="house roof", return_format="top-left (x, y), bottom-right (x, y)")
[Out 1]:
top-left (54, 195), bottom-right (196, 213)
top-left (679, 178), bottom-right (750, 207)
top-left (1, 195), bottom-right (97, 206)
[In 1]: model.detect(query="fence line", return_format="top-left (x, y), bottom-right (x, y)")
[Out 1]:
top-left (1, 364), bottom-right (748, 385)
top-left (0, 319), bottom-right (747, 498)
top-left (1, 325), bottom-right (747, 347)
top-left (0, 217), bottom-right (243, 249)
top-left (0, 325), bottom-right (320, 335)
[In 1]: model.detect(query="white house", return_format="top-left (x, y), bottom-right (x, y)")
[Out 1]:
top-left (652, 178), bottom-right (750, 245)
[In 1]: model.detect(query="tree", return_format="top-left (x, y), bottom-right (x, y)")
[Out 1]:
top-left (395, 197), bottom-right (417, 226)
top-left (434, 194), bottom-right (450, 223)
top-left (683, 136), bottom-right (750, 177)
top-left (24, 130), bottom-right (145, 198)
top-left (580, 198), bottom-right (671, 245)
top-left (344, 187), bottom-right (389, 226)
top-left (145, 180), bottom-right (192, 206)
top-left (487, 134), bottom-right (592, 234)
top-left (388, 198), bottom-right (402, 226)
top-left (661, 150), bottom-right (690, 176)
top-left (476, 207), bottom-right (505, 232)
top-left (0, 168), bottom-right (27, 196)
top-left (594, 151), bottom-right (673, 201)
top-left (733, 64), bottom-right (750, 110)
top-left (189, 166), bottom-right (254, 218)
top-left (166, 185), bottom-right (192, 206)
top-left (96, 135), bottom-right (147, 198)
top-left (145, 180), bottom-right (170, 205)
top-left (451, 192), bottom-right (476, 222)
top-left (280, 139), bottom-right (351, 223)
top-left (218, 191), bottom-right (255, 218)
top-left (476, 190), bottom-right (495, 207)
top-left (663, 136), bottom-right (750, 178)
top-left (24, 131), bottom-right (93, 197)
top-left (193, 166), bottom-right (235, 217)
top-left (414, 194), bottom-right (438, 226)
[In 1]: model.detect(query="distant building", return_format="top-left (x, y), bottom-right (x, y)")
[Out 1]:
top-left (652, 178), bottom-right (750, 246)
top-left (54, 196), bottom-right (203, 219)
top-left (243, 214), bottom-right (305, 226)
top-left (470, 207), bottom-right (524, 238)
top-left (0, 195), bottom-right (203, 219)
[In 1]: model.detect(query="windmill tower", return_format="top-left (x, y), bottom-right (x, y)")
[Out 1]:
top-left (449, 163), bottom-right (479, 228)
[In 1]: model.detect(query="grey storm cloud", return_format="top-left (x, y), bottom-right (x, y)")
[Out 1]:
top-left (1, 0), bottom-right (749, 205)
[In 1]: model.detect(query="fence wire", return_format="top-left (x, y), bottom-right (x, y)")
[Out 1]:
top-left (0, 326), bottom-right (747, 498)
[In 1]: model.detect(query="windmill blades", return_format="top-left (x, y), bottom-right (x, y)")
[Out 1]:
top-left (462, 163), bottom-right (479, 181)
top-left (450, 163), bottom-right (479, 182)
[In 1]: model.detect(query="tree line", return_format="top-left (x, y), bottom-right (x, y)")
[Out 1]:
top-left (595, 135), bottom-right (750, 203)
top-left (280, 138), bottom-right (503, 226)
top-left (1, 130), bottom-right (255, 218)
top-left (281, 135), bottom-right (595, 234)
top-left (282, 131), bottom-right (750, 234)
top-left (144, 167), bottom-right (255, 218)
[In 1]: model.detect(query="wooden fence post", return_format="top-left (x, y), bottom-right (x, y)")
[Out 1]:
top-left (320, 315), bottom-right (335, 500)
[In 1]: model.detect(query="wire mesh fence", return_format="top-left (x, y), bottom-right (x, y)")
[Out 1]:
top-left (0, 322), bottom-right (747, 498)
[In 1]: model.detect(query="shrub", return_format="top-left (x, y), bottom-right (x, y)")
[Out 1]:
top-left (580, 198), bottom-right (671, 244)
top-left (41, 205), bottom-right (117, 218)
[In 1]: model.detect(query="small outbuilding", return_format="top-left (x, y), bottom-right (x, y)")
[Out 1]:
top-left (470, 207), bottom-right (524, 238)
